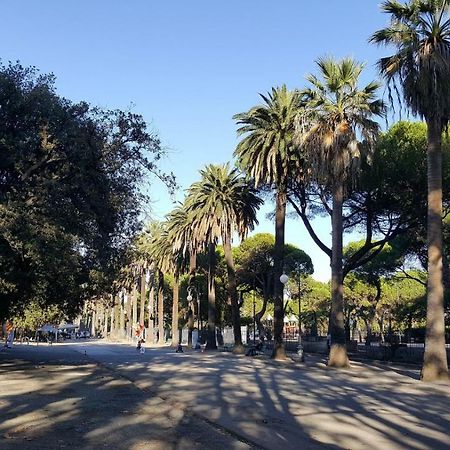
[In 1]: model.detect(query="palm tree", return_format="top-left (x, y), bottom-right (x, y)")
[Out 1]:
top-left (166, 205), bottom-right (195, 347)
top-left (234, 85), bottom-right (302, 359)
top-left (370, 0), bottom-right (450, 381)
top-left (185, 163), bottom-right (262, 352)
top-left (296, 57), bottom-right (384, 367)
top-left (146, 220), bottom-right (188, 348)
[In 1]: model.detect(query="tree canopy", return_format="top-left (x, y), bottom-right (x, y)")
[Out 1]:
top-left (0, 62), bottom-right (174, 320)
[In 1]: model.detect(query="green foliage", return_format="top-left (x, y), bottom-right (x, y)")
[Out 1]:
top-left (0, 62), bottom-right (173, 319)
top-left (13, 302), bottom-right (66, 336)
top-left (234, 85), bottom-right (303, 190)
top-left (185, 163), bottom-right (263, 246)
top-left (234, 233), bottom-right (313, 297)
top-left (371, 0), bottom-right (450, 122)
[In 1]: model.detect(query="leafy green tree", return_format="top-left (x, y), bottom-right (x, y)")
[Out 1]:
top-left (296, 277), bottom-right (330, 337)
top-left (234, 233), bottom-right (313, 335)
top-left (296, 57), bottom-right (385, 367)
top-left (234, 86), bottom-right (303, 359)
top-left (13, 302), bottom-right (65, 338)
top-left (0, 62), bottom-right (174, 321)
top-left (371, 0), bottom-right (450, 381)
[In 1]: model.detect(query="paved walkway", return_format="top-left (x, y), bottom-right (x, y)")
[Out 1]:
top-left (1, 340), bottom-right (449, 449)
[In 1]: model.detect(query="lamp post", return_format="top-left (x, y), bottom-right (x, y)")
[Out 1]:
top-left (187, 289), bottom-right (194, 348)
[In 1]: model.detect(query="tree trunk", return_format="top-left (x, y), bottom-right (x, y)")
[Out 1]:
top-left (91, 309), bottom-right (96, 338)
top-left (206, 242), bottom-right (217, 350)
top-left (223, 236), bottom-right (243, 353)
top-left (139, 269), bottom-right (146, 326)
top-left (172, 276), bottom-right (180, 347)
top-left (272, 189), bottom-right (287, 360)
top-left (132, 282), bottom-right (138, 335)
top-left (255, 294), bottom-right (269, 336)
top-left (109, 296), bottom-right (115, 338)
top-left (119, 295), bottom-right (125, 339)
top-left (157, 270), bottom-right (164, 344)
top-left (328, 179), bottom-right (350, 367)
top-left (125, 291), bottom-right (131, 339)
top-left (103, 306), bottom-right (108, 337)
top-left (422, 118), bottom-right (449, 381)
top-left (148, 285), bottom-right (155, 344)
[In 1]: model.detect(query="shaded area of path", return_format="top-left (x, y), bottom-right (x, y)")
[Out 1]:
top-left (0, 344), bottom-right (254, 450)
top-left (71, 341), bottom-right (450, 450)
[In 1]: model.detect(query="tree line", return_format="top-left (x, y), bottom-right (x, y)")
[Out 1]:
top-left (1, 1), bottom-right (449, 382)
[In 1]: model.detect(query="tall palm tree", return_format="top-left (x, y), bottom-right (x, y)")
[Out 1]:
top-left (147, 220), bottom-right (188, 348)
top-left (166, 205), bottom-right (194, 347)
top-left (234, 85), bottom-right (302, 359)
top-left (370, 0), bottom-right (450, 381)
top-left (185, 163), bottom-right (262, 352)
top-left (296, 57), bottom-right (384, 367)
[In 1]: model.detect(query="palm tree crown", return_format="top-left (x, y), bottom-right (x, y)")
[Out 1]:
top-left (233, 85), bottom-right (303, 189)
top-left (185, 163), bottom-right (262, 245)
top-left (297, 57), bottom-right (385, 185)
top-left (370, 0), bottom-right (450, 122)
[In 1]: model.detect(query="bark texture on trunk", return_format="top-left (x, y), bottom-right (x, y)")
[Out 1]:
top-left (328, 180), bottom-right (350, 368)
top-left (121, 294), bottom-right (126, 339)
top-left (148, 285), bottom-right (155, 344)
top-left (132, 283), bottom-right (138, 333)
top-left (422, 119), bottom-right (449, 381)
top-left (139, 269), bottom-right (146, 325)
top-left (223, 236), bottom-right (243, 352)
top-left (157, 270), bottom-right (164, 344)
top-left (255, 294), bottom-right (269, 336)
top-left (206, 242), bottom-right (217, 350)
top-left (171, 277), bottom-right (179, 347)
top-left (272, 189), bottom-right (287, 360)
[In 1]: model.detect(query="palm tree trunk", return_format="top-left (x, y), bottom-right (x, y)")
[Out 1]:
top-left (223, 236), bottom-right (243, 352)
top-left (158, 270), bottom-right (164, 344)
top-left (148, 285), bottom-right (155, 344)
top-left (328, 180), bottom-right (350, 367)
top-left (206, 242), bottom-right (217, 350)
top-left (272, 189), bottom-right (287, 360)
top-left (125, 291), bottom-right (131, 339)
top-left (132, 283), bottom-right (138, 334)
top-left (172, 276), bottom-right (180, 347)
top-left (422, 119), bottom-right (449, 381)
top-left (118, 293), bottom-right (125, 339)
top-left (139, 268), bottom-right (146, 326)
top-left (109, 295), bottom-right (115, 338)
top-left (103, 306), bottom-right (108, 337)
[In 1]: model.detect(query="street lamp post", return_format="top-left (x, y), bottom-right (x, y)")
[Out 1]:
top-left (187, 290), bottom-right (193, 348)
top-left (279, 273), bottom-right (289, 345)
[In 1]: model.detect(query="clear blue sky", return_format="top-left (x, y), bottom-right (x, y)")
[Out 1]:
top-left (1, 1), bottom-right (390, 281)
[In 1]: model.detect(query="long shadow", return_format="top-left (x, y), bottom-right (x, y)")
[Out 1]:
top-left (96, 345), bottom-right (450, 450)
top-left (0, 345), bottom-right (253, 450)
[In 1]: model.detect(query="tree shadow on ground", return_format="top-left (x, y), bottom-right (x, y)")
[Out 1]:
top-left (103, 345), bottom-right (449, 450)
top-left (0, 345), bottom-right (250, 450)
